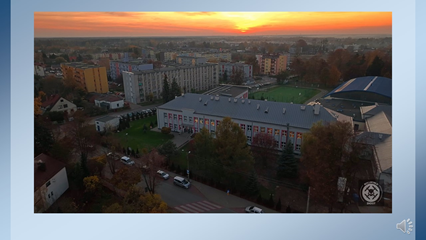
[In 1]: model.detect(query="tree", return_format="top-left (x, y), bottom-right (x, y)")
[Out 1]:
top-left (158, 140), bottom-right (178, 165)
top-left (301, 121), bottom-right (367, 213)
top-left (170, 78), bottom-right (181, 100)
top-left (137, 149), bottom-right (165, 194)
top-left (34, 118), bottom-right (54, 156)
top-left (242, 170), bottom-right (260, 197)
top-left (55, 57), bottom-right (67, 64)
top-left (111, 167), bottom-right (141, 192)
top-left (277, 140), bottom-right (298, 178)
top-left (230, 68), bottom-right (244, 85)
top-left (251, 132), bottom-right (276, 167)
top-left (214, 117), bottom-right (254, 187)
top-left (365, 56), bottom-right (385, 76)
top-left (103, 203), bottom-right (123, 213)
top-left (122, 186), bottom-right (168, 213)
top-left (222, 71), bottom-right (228, 83)
top-left (276, 71), bottom-right (290, 85)
top-left (162, 74), bottom-right (170, 103)
top-left (83, 175), bottom-right (101, 193)
top-left (161, 127), bottom-right (171, 135)
top-left (34, 97), bottom-right (43, 116)
top-left (192, 128), bottom-right (217, 176)
top-left (328, 65), bottom-right (341, 86)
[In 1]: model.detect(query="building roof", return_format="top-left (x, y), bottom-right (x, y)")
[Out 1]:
top-left (203, 85), bottom-right (248, 98)
top-left (96, 115), bottom-right (119, 123)
top-left (61, 62), bottom-right (102, 69)
top-left (365, 111), bottom-right (392, 134)
top-left (360, 104), bottom-right (392, 125)
top-left (324, 76), bottom-right (392, 99)
top-left (317, 98), bottom-right (373, 121)
top-left (34, 154), bottom-right (67, 191)
top-left (158, 93), bottom-right (348, 129)
top-left (41, 95), bottom-right (61, 109)
top-left (129, 63), bottom-right (217, 74)
top-left (93, 94), bottom-right (123, 102)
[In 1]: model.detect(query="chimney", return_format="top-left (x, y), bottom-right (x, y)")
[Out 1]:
top-left (234, 98), bottom-right (238, 103)
top-left (228, 98), bottom-right (231, 102)
top-left (211, 96), bottom-right (214, 100)
top-left (314, 104), bottom-right (320, 115)
top-left (37, 160), bottom-right (46, 172)
top-left (265, 107), bottom-right (269, 113)
top-left (283, 108), bottom-right (286, 114)
top-left (204, 101), bottom-right (208, 106)
top-left (257, 104), bottom-right (260, 110)
top-left (248, 100), bottom-right (251, 104)
top-left (300, 105), bottom-right (306, 111)
top-left (199, 97), bottom-right (202, 102)
top-left (241, 99), bottom-right (245, 104)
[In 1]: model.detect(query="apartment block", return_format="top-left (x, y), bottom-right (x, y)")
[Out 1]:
top-left (218, 62), bottom-right (253, 79)
top-left (256, 54), bottom-right (288, 75)
top-left (109, 60), bottom-right (154, 80)
top-left (122, 63), bottom-right (219, 104)
top-left (61, 62), bottom-right (109, 93)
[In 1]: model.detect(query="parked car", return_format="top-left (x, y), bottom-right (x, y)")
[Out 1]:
top-left (173, 176), bottom-right (190, 189)
top-left (120, 156), bottom-right (135, 166)
top-left (157, 170), bottom-right (170, 180)
top-left (245, 206), bottom-right (264, 213)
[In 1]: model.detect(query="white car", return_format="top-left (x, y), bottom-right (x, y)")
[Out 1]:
top-left (120, 156), bottom-right (135, 166)
top-left (157, 170), bottom-right (170, 180)
top-left (245, 206), bottom-right (264, 213)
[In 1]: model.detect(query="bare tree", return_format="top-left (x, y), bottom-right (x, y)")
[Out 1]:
top-left (136, 149), bottom-right (165, 194)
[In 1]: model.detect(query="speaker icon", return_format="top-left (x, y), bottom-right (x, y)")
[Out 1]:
top-left (396, 219), bottom-right (414, 234)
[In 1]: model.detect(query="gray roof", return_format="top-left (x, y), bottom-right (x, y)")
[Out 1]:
top-left (356, 132), bottom-right (391, 145)
top-left (96, 115), bottom-right (118, 123)
top-left (158, 93), bottom-right (345, 129)
top-left (362, 104), bottom-right (392, 125)
top-left (203, 85), bottom-right (248, 98)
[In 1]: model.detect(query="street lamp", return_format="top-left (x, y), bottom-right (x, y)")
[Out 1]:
top-left (187, 151), bottom-right (191, 182)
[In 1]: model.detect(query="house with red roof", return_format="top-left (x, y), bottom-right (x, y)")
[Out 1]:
top-left (41, 95), bottom-right (77, 114)
top-left (34, 154), bottom-right (69, 213)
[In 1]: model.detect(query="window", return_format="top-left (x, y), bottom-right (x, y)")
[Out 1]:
top-left (184, 116), bottom-right (187, 121)
top-left (247, 125), bottom-right (252, 131)
top-left (189, 117), bottom-right (192, 123)
top-left (241, 124), bottom-right (246, 130)
top-left (117, 104), bottom-right (119, 107)
top-left (275, 141), bottom-right (279, 148)
top-left (164, 113), bottom-right (167, 117)
top-left (247, 136), bottom-right (252, 142)
top-left (164, 123), bottom-right (168, 127)
top-left (46, 181), bottom-right (51, 187)
top-left (281, 142), bottom-right (286, 149)
top-left (60, 99), bottom-right (63, 102)
top-left (63, 104), bottom-right (68, 108)
top-left (275, 129), bottom-right (280, 135)
top-left (296, 144), bottom-right (301, 151)
top-left (174, 114), bottom-right (177, 119)
top-left (211, 120), bottom-right (214, 126)
top-left (261, 127), bottom-right (265, 133)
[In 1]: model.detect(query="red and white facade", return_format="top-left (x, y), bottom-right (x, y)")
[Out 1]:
top-left (157, 108), bottom-right (306, 153)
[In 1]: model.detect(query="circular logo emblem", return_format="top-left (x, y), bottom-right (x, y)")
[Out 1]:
top-left (360, 181), bottom-right (383, 205)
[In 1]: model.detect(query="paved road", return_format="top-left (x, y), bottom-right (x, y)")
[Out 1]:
top-left (139, 170), bottom-right (277, 214)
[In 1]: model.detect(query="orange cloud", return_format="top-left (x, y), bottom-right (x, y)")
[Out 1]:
top-left (34, 12), bottom-right (392, 37)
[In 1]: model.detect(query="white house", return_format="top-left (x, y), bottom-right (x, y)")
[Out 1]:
top-left (93, 94), bottom-right (124, 110)
top-left (34, 154), bottom-right (69, 213)
top-left (34, 64), bottom-right (45, 77)
top-left (41, 95), bottom-right (77, 114)
top-left (95, 115), bottom-right (120, 132)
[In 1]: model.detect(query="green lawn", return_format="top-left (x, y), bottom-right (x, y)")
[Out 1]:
top-left (116, 116), bottom-right (173, 151)
top-left (249, 86), bottom-right (320, 104)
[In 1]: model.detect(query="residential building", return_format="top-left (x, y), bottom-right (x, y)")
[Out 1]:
top-left (158, 51), bottom-right (178, 61)
top-left (204, 85), bottom-right (249, 99)
top-left (201, 52), bottom-right (232, 62)
top-left (256, 54), bottom-right (288, 75)
top-left (109, 60), bottom-right (154, 80)
top-left (61, 62), bottom-right (109, 93)
top-left (92, 52), bottom-right (129, 60)
top-left (41, 95), bottom-right (77, 114)
top-left (34, 63), bottom-right (45, 77)
top-left (93, 94), bottom-right (124, 110)
top-left (122, 63), bottom-right (218, 104)
top-left (95, 116), bottom-right (120, 132)
top-left (34, 154), bottom-right (69, 213)
top-left (176, 56), bottom-right (207, 66)
top-left (156, 93), bottom-right (352, 153)
top-left (218, 62), bottom-right (253, 79)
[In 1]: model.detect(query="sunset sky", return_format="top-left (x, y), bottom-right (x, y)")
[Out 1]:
top-left (34, 12), bottom-right (392, 37)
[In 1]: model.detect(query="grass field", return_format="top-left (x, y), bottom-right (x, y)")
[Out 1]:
top-left (249, 86), bottom-right (321, 104)
top-left (115, 116), bottom-right (173, 151)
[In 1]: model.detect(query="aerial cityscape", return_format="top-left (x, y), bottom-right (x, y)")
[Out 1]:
top-left (34, 12), bottom-right (392, 213)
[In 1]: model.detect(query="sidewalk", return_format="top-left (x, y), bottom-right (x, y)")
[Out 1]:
top-left (190, 180), bottom-right (278, 213)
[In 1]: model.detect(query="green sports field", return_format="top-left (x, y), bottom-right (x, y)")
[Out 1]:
top-left (249, 86), bottom-right (321, 104)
